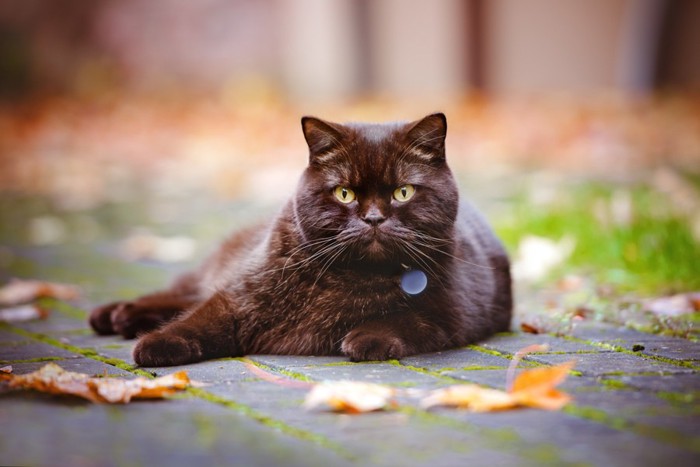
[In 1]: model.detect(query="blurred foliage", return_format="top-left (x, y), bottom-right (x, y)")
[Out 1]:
top-left (496, 178), bottom-right (700, 294)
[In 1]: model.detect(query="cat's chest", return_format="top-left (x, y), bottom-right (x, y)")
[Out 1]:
top-left (250, 267), bottom-right (438, 354)
top-left (280, 268), bottom-right (413, 321)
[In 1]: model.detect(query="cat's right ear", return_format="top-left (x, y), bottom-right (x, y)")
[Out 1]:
top-left (301, 116), bottom-right (345, 164)
top-left (406, 113), bottom-right (447, 158)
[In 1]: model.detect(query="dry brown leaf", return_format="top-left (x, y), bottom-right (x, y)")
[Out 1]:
top-left (421, 361), bottom-right (575, 412)
top-left (0, 279), bottom-right (80, 306)
top-left (520, 322), bottom-right (541, 334)
top-left (689, 293), bottom-right (700, 311)
top-left (0, 363), bottom-right (190, 403)
top-left (303, 380), bottom-right (396, 414)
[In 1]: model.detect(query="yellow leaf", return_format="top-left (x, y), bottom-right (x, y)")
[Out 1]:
top-left (421, 384), bottom-right (517, 412)
top-left (514, 388), bottom-right (572, 411)
top-left (303, 380), bottom-right (395, 413)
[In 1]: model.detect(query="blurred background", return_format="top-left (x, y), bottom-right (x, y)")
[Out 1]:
top-left (0, 0), bottom-right (698, 334)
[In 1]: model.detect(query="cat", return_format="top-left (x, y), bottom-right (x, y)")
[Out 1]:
top-left (89, 113), bottom-right (512, 367)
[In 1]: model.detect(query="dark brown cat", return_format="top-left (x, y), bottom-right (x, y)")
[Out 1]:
top-left (89, 113), bottom-right (512, 367)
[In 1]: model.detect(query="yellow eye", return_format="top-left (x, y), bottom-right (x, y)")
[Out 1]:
top-left (393, 184), bottom-right (415, 202)
top-left (333, 186), bottom-right (356, 204)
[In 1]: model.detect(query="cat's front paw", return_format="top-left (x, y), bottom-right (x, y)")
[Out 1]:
top-left (89, 301), bottom-right (164, 339)
top-left (133, 332), bottom-right (202, 367)
top-left (109, 303), bottom-right (164, 339)
top-left (341, 330), bottom-right (409, 362)
top-left (89, 301), bottom-right (126, 335)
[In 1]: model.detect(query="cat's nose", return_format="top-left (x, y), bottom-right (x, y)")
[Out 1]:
top-left (362, 207), bottom-right (386, 226)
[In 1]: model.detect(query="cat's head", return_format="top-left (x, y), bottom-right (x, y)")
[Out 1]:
top-left (294, 113), bottom-right (459, 269)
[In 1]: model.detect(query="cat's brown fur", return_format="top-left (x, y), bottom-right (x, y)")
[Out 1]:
top-left (89, 113), bottom-right (512, 366)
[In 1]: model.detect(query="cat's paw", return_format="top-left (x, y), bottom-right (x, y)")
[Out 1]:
top-left (133, 332), bottom-right (202, 367)
top-left (341, 330), bottom-right (409, 362)
top-left (89, 301), bottom-right (172, 339)
top-left (110, 303), bottom-right (164, 339)
top-left (88, 301), bottom-right (125, 335)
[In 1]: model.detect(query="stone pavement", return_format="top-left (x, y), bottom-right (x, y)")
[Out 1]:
top-left (0, 195), bottom-right (698, 466)
top-left (1, 299), bottom-right (698, 467)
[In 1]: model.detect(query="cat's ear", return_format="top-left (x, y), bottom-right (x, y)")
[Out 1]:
top-left (301, 116), bottom-right (345, 163)
top-left (406, 113), bottom-right (447, 161)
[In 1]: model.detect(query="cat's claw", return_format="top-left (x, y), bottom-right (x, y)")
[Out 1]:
top-left (133, 332), bottom-right (202, 367)
top-left (341, 331), bottom-right (409, 362)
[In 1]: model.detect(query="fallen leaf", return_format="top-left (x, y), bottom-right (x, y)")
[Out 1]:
top-left (303, 380), bottom-right (396, 414)
top-left (506, 344), bottom-right (550, 392)
top-left (421, 384), bottom-right (517, 412)
top-left (421, 362), bottom-right (574, 412)
top-left (421, 343), bottom-right (574, 413)
top-left (0, 279), bottom-right (80, 307)
top-left (0, 363), bottom-right (190, 403)
top-left (690, 293), bottom-right (700, 311)
top-left (119, 230), bottom-right (196, 263)
top-left (644, 292), bottom-right (699, 317)
top-left (0, 304), bottom-right (50, 323)
top-left (520, 322), bottom-right (541, 334)
top-left (509, 361), bottom-right (574, 410)
top-left (556, 275), bottom-right (585, 292)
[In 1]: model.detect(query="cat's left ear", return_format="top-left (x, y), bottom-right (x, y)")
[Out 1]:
top-left (301, 116), bottom-right (346, 163)
top-left (406, 113), bottom-right (447, 161)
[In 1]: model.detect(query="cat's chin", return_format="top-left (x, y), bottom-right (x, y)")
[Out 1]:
top-left (366, 238), bottom-right (386, 257)
top-left (355, 237), bottom-right (399, 266)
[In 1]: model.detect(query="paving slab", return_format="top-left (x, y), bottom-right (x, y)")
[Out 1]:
top-left (440, 368), bottom-right (516, 387)
top-left (6, 356), bottom-right (138, 378)
top-left (201, 378), bottom-right (556, 467)
top-left (525, 351), bottom-right (695, 376)
top-left (0, 393), bottom-right (348, 467)
top-left (2, 308), bottom-right (700, 467)
top-left (606, 373), bottom-right (700, 393)
top-left (441, 408), bottom-right (697, 467)
top-left (0, 329), bottom-right (32, 345)
top-left (571, 322), bottom-right (700, 362)
top-left (400, 347), bottom-right (513, 370)
top-left (0, 339), bottom-right (81, 363)
top-left (481, 332), bottom-right (610, 354)
top-left (278, 360), bottom-right (443, 387)
top-left (2, 233), bottom-right (700, 467)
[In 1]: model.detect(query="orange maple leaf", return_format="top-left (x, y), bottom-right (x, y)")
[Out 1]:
top-left (510, 361), bottom-right (575, 410)
top-left (421, 345), bottom-right (575, 412)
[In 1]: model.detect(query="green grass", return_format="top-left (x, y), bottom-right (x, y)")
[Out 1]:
top-left (495, 180), bottom-right (700, 294)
